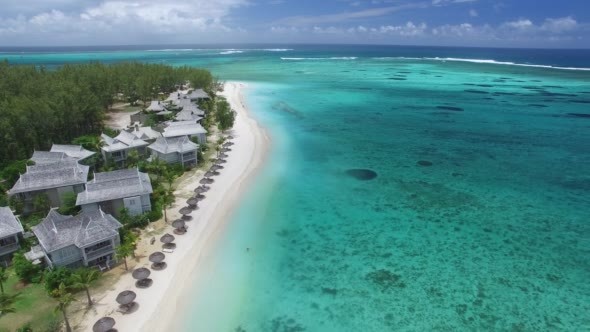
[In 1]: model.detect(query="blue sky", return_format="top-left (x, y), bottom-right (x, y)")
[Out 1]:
top-left (0, 0), bottom-right (588, 48)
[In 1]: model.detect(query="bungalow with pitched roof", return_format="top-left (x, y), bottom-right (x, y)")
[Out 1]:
top-left (31, 144), bottom-right (95, 166)
top-left (8, 159), bottom-right (89, 214)
top-left (148, 136), bottom-right (198, 168)
top-left (101, 131), bottom-right (149, 167)
top-left (127, 125), bottom-right (162, 142)
top-left (32, 209), bottom-right (122, 268)
top-left (76, 168), bottom-right (152, 217)
top-left (146, 100), bottom-right (166, 112)
top-left (186, 89), bottom-right (210, 101)
top-left (0, 207), bottom-right (24, 265)
top-left (163, 121), bottom-right (207, 144)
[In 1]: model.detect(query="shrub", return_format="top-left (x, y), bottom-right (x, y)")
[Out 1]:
top-left (44, 267), bottom-right (74, 294)
top-left (13, 253), bottom-right (43, 283)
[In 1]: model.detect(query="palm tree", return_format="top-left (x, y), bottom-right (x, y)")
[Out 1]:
top-left (115, 244), bottom-right (133, 271)
top-left (162, 189), bottom-right (175, 223)
top-left (71, 268), bottom-right (100, 307)
top-left (52, 283), bottom-right (75, 332)
top-left (0, 267), bottom-right (8, 294)
top-left (0, 293), bottom-right (19, 318)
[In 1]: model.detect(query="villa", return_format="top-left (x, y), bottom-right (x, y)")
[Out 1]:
top-left (31, 144), bottom-right (95, 165)
top-left (8, 159), bottom-right (89, 214)
top-left (163, 121), bottom-right (207, 144)
top-left (76, 168), bottom-right (153, 217)
top-left (148, 136), bottom-right (199, 168)
top-left (32, 209), bottom-right (122, 268)
top-left (101, 130), bottom-right (149, 166)
top-left (185, 88), bottom-right (210, 101)
top-left (127, 124), bottom-right (162, 142)
top-left (175, 108), bottom-right (204, 122)
top-left (146, 100), bottom-right (166, 112)
top-left (0, 207), bottom-right (24, 265)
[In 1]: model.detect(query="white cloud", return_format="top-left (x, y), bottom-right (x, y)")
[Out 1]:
top-left (502, 19), bottom-right (534, 30)
top-left (0, 0), bottom-right (248, 44)
top-left (541, 16), bottom-right (578, 33)
top-left (275, 3), bottom-right (425, 26)
top-left (469, 9), bottom-right (478, 17)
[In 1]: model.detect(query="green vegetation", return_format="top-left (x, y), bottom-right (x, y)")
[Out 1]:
top-left (0, 268), bottom-right (58, 331)
top-left (215, 97), bottom-right (236, 132)
top-left (12, 253), bottom-right (42, 284)
top-left (70, 268), bottom-right (101, 307)
top-left (51, 283), bottom-right (75, 332)
top-left (0, 61), bottom-right (213, 180)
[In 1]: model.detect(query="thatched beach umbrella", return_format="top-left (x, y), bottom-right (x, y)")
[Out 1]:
top-left (179, 206), bottom-right (192, 215)
top-left (223, 141), bottom-right (233, 147)
top-left (160, 233), bottom-right (175, 244)
top-left (194, 186), bottom-right (207, 194)
top-left (161, 233), bottom-right (177, 250)
top-left (132, 267), bottom-right (151, 280)
top-left (132, 268), bottom-right (153, 288)
top-left (186, 197), bottom-right (199, 207)
top-left (226, 135), bottom-right (234, 140)
top-left (218, 152), bottom-right (228, 159)
top-left (149, 251), bottom-right (166, 270)
top-left (116, 290), bottom-right (136, 306)
top-left (204, 171), bottom-right (216, 178)
top-left (221, 147), bottom-right (231, 152)
top-left (210, 164), bottom-right (223, 171)
top-left (193, 193), bottom-right (205, 201)
top-left (172, 219), bottom-right (185, 229)
top-left (215, 158), bottom-right (227, 164)
top-left (172, 219), bottom-right (187, 234)
top-left (199, 177), bottom-right (214, 185)
top-left (93, 317), bottom-right (116, 332)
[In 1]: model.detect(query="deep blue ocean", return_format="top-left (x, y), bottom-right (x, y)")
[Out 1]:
top-left (3, 45), bottom-right (589, 331)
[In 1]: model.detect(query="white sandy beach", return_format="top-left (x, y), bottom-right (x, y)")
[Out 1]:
top-left (75, 82), bottom-right (269, 332)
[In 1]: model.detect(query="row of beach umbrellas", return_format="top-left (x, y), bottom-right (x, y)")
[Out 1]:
top-left (93, 135), bottom-right (235, 331)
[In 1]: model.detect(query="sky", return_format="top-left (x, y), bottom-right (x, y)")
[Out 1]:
top-left (0, 0), bottom-right (588, 48)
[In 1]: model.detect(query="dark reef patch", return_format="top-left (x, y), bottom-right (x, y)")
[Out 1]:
top-left (528, 104), bottom-right (548, 108)
top-left (388, 77), bottom-right (407, 81)
top-left (567, 113), bottom-right (590, 118)
top-left (436, 106), bottom-right (464, 112)
top-left (366, 269), bottom-right (405, 291)
top-left (346, 169), bottom-right (378, 180)
top-left (464, 89), bottom-right (489, 94)
top-left (569, 100), bottom-right (590, 104)
top-left (417, 160), bottom-right (433, 166)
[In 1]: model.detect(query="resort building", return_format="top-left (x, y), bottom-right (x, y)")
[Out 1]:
top-left (8, 159), bottom-right (89, 214)
top-left (0, 207), bottom-right (24, 265)
top-left (146, 100), bottom-right (166, 112)
top-left (101, 131), bottom-right (149, 166)
top-left (148, 136), bottom-right (199, 168)
top-left (127, 124), bottom-right (162, 142)
top-left (32, 209), bottom-right (122, 268)
top-left (76, 168), bottom-right (153, 217)
top-left (185, 88), bottom-right (210, 101)
top-left (31, 144), bottom-right (95, 165)
top-left (175, 108), bottom-right (204, 122)
top-left (163, 121), bottom-right (207, 144)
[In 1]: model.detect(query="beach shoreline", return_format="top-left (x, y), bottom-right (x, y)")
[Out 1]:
top-left (76, 82), bottom-right (270, 332)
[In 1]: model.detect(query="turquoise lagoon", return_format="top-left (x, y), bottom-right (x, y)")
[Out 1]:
top-left (3, 46), bottom-right (590, 331)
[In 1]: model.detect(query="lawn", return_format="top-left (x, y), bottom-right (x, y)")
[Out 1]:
top-left (0, 268), bottom-right (60, 332)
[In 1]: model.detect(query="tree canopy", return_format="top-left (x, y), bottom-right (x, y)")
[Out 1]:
top-left (0, 60), bottom-right (213, 169)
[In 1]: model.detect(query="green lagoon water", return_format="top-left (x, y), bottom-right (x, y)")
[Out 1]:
top-left (4, 46), bottom-right (589, 331)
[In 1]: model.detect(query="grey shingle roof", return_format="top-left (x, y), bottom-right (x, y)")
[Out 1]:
top-left (101, 131), bottom-right (149, 152)
top-left (0, 207), bottom-right (24, 238)
top-left (163, 122), bottom-right (207, 138)
top-left (186, 89), bottom-right (210, 100)
top-left (76, 168), bottom-right (153, 206)
top-left (175, 109), bottom-right (204, 122)
top-left (50, 144), bottom-right (95, 161)
top-left (9, 159), bottom-right (89, 195)
top-left (128, 126), bottom-right (162, 140)
top-left (146, 100), bottom-right (165, 112)
top-left (148, 136), bottom-right (198, 155)
top-left (31, 151), bottom-right (76, 165)
top-left (32, 209), bottom-right (122, 252)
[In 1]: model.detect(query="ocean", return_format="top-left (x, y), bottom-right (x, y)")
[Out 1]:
top-left (3, 45), bottom-right (589, 331)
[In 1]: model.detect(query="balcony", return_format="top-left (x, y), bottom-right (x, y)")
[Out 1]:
top-left (85, 245), bottom-right (114, 261)
top-left (0, 243), bottom-right (19, 256)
